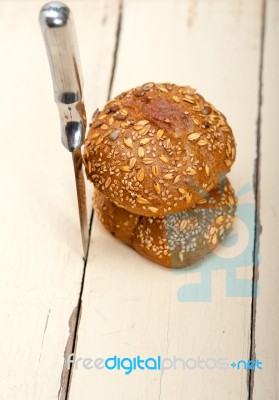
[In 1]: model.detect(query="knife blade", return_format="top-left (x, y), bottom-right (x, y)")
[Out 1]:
top-left (39, 1), bottom-right (89, 258)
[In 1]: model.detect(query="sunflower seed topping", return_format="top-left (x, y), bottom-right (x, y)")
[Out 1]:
top-left (109, 129), bottom-right (120, 141)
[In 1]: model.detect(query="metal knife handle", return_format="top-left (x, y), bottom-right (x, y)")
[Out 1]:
top-left (39, 2), bottom-right (86, 151)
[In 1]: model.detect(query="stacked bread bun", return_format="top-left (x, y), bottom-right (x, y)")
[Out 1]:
top-left (83, 82), bottom-right (237, 268)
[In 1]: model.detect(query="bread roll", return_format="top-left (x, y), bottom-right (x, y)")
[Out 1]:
top-left (83, 82), bottom-right (236, 217)
top-left (94, 178), bottom-right (237, 268)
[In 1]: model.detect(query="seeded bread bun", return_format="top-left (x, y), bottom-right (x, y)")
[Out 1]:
top-left (83, 82), bottom-right (236, 217)
top-left (94, 178), bottom-right (237, 268)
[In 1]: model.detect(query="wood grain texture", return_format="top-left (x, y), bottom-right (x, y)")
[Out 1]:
top-left (253, 0), bottom-right (279, 398)
top-left (0, 1), bottom-right (119, 399)
top-left (70, 0), bottom-right (263, 399)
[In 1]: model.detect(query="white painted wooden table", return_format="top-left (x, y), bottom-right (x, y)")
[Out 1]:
top-left (0, 0), bottom-right (278, 399)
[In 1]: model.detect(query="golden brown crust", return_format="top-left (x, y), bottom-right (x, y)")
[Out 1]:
top-left (93, 178), bottom-right (237, 268)
top-left (93, 188), bottom-right (139, 245)
top-left (83, 82), bottom-right (236, 217)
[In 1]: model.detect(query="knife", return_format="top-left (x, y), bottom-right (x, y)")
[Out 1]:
top-left (39, 2), bottom-right (89, 258)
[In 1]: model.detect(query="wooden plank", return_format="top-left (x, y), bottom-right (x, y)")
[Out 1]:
top-left (69, 0), bottom-right (264, 398)
top-left (0, 1), bottom-right (119, 398)
top-left (253, 0), bottom-right (279, 398)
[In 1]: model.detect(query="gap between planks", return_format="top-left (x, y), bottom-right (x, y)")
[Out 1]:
top-left (248, 0), bottom-right (267, 398)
